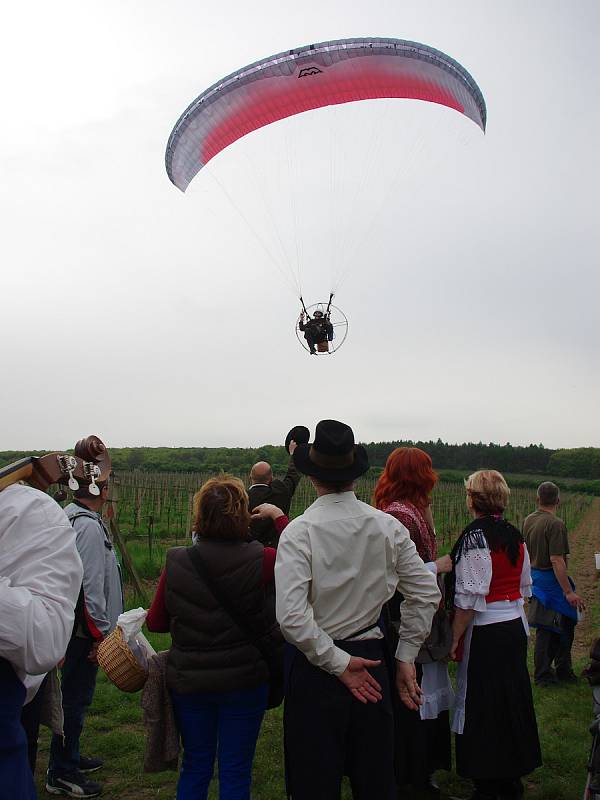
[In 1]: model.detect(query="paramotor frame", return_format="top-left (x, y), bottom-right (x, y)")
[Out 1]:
top-left (295, 302), bottom-right (348, 355)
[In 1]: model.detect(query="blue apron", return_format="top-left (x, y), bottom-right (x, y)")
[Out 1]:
top-left (0, 658), bottom-right (36, 799)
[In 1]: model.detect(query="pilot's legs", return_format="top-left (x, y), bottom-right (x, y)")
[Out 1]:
top-left (303, 332), bottom-right (317, 354)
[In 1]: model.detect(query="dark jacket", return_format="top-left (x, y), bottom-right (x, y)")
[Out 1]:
top-left (165, 539), bottom-right (277, 694)
top-left (248, 459), bottom-right (301, 547)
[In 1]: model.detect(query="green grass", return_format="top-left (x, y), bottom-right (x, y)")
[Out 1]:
top-left (32, 498), bottom-right (598, 798)
top-left (32, 630), bottom-right (596, 800)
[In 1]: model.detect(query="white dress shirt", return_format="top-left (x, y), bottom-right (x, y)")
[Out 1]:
top-left (275, 491), bottom-right (440, 675)
top-left (0, 484), bottom-right (83, 700)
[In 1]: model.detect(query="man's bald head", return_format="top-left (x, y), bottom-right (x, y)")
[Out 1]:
top-left (250, 461), bottom-right (273, 485)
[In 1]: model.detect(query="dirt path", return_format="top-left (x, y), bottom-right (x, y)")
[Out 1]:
top-left (566, 497), bottom-right (600, 659)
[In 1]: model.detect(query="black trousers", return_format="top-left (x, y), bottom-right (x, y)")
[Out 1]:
top-left (284, 640), bottom-right (395, 800)
top-left (534, 617), bottom-right (575, 683)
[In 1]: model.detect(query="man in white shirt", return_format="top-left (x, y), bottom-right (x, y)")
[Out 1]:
top-left (275, 419), bottom-right (440, 800)
top-left (0, 483), bottom-right (83, 800)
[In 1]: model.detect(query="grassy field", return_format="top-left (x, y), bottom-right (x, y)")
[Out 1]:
top-left (31, 493), bottom-right (600, 799)
top-left (32, 644), bottom-right (598, 799)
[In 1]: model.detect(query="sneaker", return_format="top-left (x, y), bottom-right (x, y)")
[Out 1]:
top-left (46, 770), bottom-right (102, 797)
top-left (78, 756), bottom-right (103, 774)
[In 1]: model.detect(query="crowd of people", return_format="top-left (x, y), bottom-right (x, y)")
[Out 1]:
top-left (0, 420), bottom-right (587, 800)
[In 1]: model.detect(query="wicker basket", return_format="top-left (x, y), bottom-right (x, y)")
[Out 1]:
top-left (97, 626), bottom-right (148, 692)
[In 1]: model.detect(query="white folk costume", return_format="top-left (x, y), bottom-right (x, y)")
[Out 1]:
top-left (448, 515), bottom-right (542, 794)
top-left (0, 484), bottom-right (83, 800)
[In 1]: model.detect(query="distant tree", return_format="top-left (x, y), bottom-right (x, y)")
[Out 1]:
top-left (548, 448), bottom-right (600, 479)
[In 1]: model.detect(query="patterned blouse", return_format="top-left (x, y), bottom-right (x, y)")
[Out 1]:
top-left (384, 500), bottom-right (437, 563)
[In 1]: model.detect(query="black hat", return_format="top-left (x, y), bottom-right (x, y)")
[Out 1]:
top-left (285, 425), bottom-right (310, 454)
top-left (293, 420), bottom-right (369, 482)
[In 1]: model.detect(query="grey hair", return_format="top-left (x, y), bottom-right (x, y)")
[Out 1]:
top-left (537, 481), bottom-right (560, 506)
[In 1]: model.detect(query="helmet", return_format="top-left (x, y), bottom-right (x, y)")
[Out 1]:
top-left (314, 310), bottom-right (324, 318)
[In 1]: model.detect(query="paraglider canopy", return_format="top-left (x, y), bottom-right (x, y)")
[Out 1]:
top-left (166, 37), bottom-right (486, 192)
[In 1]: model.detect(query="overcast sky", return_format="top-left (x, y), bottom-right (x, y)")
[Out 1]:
top-left (1, 1), bottom-right (599, 451)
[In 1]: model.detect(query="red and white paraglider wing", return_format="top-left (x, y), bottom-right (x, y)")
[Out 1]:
top-left (165, 37), bottom-right (487, 191)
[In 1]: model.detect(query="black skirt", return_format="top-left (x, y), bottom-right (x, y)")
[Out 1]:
top-left (394, 663), bottom-right (451, 786)
top-left (456, 618), bottom-right (542, 780)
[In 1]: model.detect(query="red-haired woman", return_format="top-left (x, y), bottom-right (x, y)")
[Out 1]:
top-left (373, 447), bottom-right (453, 798)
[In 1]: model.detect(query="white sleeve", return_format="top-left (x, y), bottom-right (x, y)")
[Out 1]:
top-left (275, 521), bottom-right (350, 676)
top-left (454, 545), bottom-right (492, 611)
top-left (0, 486), bottom-right (83, 675)
top-left (520, 544), bottom-right (532, 599)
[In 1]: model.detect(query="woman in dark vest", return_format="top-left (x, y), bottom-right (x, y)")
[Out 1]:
top-left (373, 447), bottom-right (454, 798)
top-left (447, 470), bottom-right (542, 800)
top-left (146, 476), bottom-right (285, 800)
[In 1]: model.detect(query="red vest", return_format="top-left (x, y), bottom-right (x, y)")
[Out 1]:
top-left (486, 543), bottom-right (524, 603)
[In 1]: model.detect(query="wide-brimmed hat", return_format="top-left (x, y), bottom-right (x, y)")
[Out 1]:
top-left (285, 425), bottom-right (310, 454)
top-left (293, 419), bottom-right (369, 482)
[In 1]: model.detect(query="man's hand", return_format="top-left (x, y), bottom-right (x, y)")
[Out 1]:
top-left (565, 590), bottom-right (585, 611)
top-left (288, 439), bottom-right (297, 455)
top-left (251, 503), bottom-right (284, 521)
top-left (449, 637), bottom-right (462, 661)
top-left (338, 656), bottom-right (382, 704)
top-left (396, 660), bottom-right (422, 711)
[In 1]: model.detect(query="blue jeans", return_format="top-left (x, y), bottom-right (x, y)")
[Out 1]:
top-left (171, 683), bottom-right (268, 800)
top-left (49, 637), bottom-right (98, 776)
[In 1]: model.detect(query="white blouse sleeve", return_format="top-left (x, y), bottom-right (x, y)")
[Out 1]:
top-left (520, 544), bottom-right (532, 599)
top-left (454, 545), bottom-right (492, 611)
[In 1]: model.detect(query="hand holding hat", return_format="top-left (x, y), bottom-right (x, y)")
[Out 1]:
top-left (285, 426), bottom-right (310, 455)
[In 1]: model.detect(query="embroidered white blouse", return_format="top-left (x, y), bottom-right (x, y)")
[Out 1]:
top-left (454, 542), bottom-right (532, 626)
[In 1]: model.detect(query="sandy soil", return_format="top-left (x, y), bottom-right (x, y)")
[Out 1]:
top-left (566, 497), bottom-right (600, 659)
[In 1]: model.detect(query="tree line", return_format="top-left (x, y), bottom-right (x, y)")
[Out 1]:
top-left (2, 442), bottom-right (600, 486)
